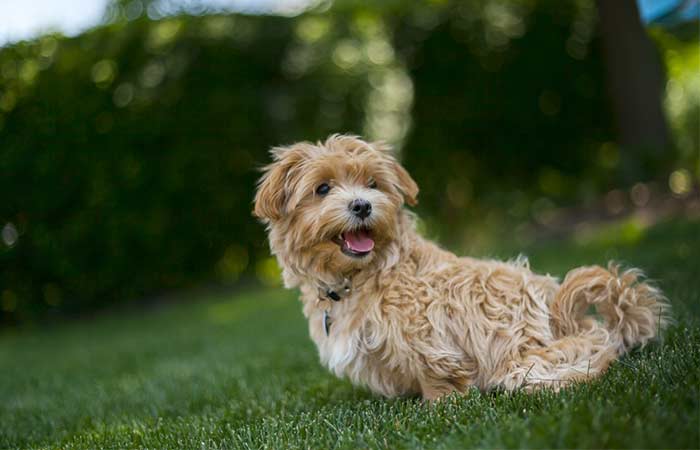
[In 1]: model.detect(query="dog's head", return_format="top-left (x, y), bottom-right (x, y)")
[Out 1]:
top-left (253, 134), bottom-right (418, 284)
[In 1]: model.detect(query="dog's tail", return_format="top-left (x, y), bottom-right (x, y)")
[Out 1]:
top-left (550, 263), bottom-right (671, 354)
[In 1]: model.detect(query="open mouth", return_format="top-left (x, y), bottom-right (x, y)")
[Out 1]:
top-left (332, 228), bottom-right (375, 258)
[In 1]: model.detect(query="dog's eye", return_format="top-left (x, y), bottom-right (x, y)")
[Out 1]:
top-left (316, 183), bottom-right (331, 196)
top-left (368, 179), bottom-right (378, 189)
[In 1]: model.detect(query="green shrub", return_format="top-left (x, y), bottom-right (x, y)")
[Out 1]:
top-left (0, 14), bottom-right (372, 322)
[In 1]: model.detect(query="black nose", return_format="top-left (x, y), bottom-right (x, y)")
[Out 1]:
top-left (349, 199), bottom-right (372, 219)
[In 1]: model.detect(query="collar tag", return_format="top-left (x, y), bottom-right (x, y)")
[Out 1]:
top-left (323, 310), bottom-right (332, 336)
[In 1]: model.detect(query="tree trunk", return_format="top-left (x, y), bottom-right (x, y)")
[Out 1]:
top-left (596, 0), bottom-right (670, 178)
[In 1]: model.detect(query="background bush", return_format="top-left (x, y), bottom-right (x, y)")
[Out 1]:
top-left (0, 0), bottom-right (697, 323)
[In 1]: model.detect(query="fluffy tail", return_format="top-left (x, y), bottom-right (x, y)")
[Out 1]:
top-left (550, 263), bottom-right (671, 354)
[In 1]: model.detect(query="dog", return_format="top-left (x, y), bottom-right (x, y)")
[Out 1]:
top-left (253, 134), bottom-right (670, 400)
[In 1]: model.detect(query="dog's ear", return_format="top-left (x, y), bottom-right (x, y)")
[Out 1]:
top-left (373, 141), bottom-right (419, 206)
top-left (253, 145), bottom-right (304, 221)
top-left (391, 160), bottom-right (419, 206)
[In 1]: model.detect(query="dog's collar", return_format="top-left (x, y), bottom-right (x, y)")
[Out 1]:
top-left (317, 277), bottom-right (352, 303)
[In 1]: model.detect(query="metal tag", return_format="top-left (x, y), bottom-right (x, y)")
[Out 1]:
top-left (323, 310), bottom-right (331, 336)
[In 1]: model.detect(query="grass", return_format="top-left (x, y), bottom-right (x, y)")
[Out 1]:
top-left (1, 218), bottom-right (699, 449)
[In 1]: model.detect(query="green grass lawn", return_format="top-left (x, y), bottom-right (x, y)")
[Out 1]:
top-left (1, 219), bottom-right (699, 449)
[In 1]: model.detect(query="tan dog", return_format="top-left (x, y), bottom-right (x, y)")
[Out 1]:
top-left (253, 134), bottom-right (670, 400)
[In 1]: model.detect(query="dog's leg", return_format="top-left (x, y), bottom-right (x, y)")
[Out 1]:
top-left (549, 263), bottom-right (670, 354)
top-left (418, 377), bottom-right (459, 401)
top-left (498, 329), bottom-right (619, 391)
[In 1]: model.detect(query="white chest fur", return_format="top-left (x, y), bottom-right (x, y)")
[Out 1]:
top-left (311, 298), bottom-right (363, 377)
top-left (301, 283), bottom-right (415, 397)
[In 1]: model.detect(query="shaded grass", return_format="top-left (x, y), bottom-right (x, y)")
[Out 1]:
top-left (0, 219), bottom-right (698, 449)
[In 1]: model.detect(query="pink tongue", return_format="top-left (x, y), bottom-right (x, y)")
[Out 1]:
top-left (343, 230), bottom-right (375, 253)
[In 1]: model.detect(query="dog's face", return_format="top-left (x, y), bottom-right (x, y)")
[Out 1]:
top-left (254, 135), bottom-right (418, 282)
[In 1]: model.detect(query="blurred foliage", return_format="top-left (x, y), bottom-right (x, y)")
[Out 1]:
top-left (0, 0), bottom-right (697, 323)
top-left (650, 26), bottom-right (700, 174)
top-left (0, 14), bottom-right (374, 321)
top-left (394, 0), bottom-right (614, 232)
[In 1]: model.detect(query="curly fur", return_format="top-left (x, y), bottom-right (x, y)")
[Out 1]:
top-left (253, 134), bottom-right (671, 400)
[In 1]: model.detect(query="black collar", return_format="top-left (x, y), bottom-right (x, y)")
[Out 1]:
top-left (326, 289), bottom-right (342, 301)
top-left (318, 277), bottom-right (351, 303)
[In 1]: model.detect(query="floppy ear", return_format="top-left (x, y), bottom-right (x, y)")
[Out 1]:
top-left (372, 141), bottom-right (419, 206)
top-left (253, 146), bottom-right (304, 221)
top-left (391, 160), bottom-right (419, 206)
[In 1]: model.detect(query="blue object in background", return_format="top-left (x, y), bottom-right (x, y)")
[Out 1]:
top-left (637, 0), bottom-right (700, 25)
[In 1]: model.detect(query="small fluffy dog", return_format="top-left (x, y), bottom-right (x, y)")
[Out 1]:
top-left (253, 134), bottom-right (670, 400)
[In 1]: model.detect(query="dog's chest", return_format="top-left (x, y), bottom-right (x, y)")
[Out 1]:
top-left (309, 298), bottom-right (364, 376)
top-left (306, 291), bottom-right (424, 397)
